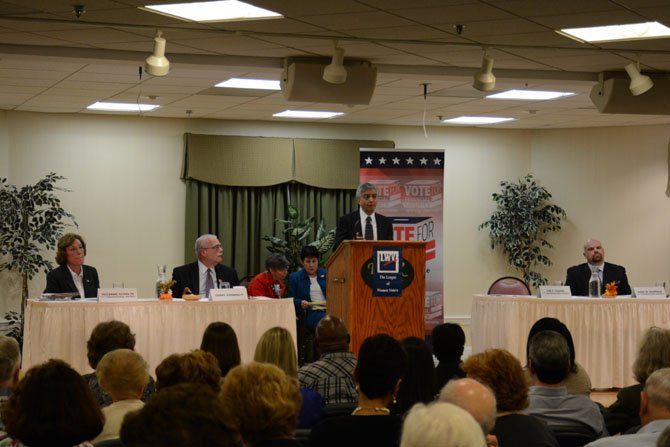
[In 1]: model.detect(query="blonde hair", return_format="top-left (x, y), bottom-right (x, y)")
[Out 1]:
top-left (0, 336), bottom-right (20, 383)
top-left (400, 402), bottom-right (486, 447)
top-left (633, 327), bottom-right (670, 384)
top-left (219, 362), bottom-right (301, 445)
top-left (96, 349), bottom-right (149, 399)
top-left (253, 327), bottom-right (298, 378)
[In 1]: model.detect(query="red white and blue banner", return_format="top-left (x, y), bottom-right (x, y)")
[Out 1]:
top-left (360, 149), bottom-right (445, 333)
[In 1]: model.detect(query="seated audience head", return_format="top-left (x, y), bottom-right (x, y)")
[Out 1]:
top-left (658, 425), bottom-right (670, 447)
top-left (195, 234), bottom-right (223, 267)
top-left (121, 383), bottom-right (236, 447)
top-left (355, 333), bottom-right (407, 403)
top-left (395, 337), bottom-right (436, 414)
top-left (55, 233), bottom-right (87, 266)
top-left (265, 254), bottom-right (290, 281)
top-left (528, 330), bottom-right (570, 384)
top-left (526, 317), bottom-right (577, 373)
top-left (87, 320), bottom-right (136, 370)
top-left (0, 335), bottom-right (21, 387)
top-left (300, 245), bottom-right (320, 276)
top-left (3, 359), bottom-right (103, 447)
top-left (315, 315), bottom-right (349, 354)
top-left (641, 367), bottom-right (670, 426)
top-left (431, 323), bottom-right (466, 364)
top-left (155, 350), bottom-right (222, 392)
top-left (400, 402), bottom-right (486, 447)
top-left (200, 321), bottom-right (241, 377)
top-left (439, 378), bottom-right (497, 435)
top-left (254, 326), bottom-right (298, 379)
top-left (219, 362), bottom-right (301, 446)
top-left (462, 349), bottom-right (529, 412)
top-left (633, 327), bottom-right (670, 384)
top-left (96, 348), bottom-right (149, 401)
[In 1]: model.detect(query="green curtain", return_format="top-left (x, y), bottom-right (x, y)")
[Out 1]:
top-left (185, 180), bottom-right (356, 278)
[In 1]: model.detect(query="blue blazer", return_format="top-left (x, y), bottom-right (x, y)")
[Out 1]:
top-left (288, 267), bottom-right (327, 316)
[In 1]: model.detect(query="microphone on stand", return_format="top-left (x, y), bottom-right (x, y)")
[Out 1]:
top-left (354, 219), bottom-right (361, 239)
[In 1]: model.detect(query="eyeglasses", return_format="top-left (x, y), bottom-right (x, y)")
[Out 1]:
top-left (203, 244), bottom-right (222, 250)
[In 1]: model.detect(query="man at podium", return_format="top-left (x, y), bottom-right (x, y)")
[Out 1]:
top-left (333, 182), bottom-right (394, 251)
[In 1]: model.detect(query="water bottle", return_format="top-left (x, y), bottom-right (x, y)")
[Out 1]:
top-left (589, 269), bottom-right (601, 298)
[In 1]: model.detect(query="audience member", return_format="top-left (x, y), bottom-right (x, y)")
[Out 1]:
top-left (254, 326), bottom-right (324, 428)
top-left (658, 425), bottom-right (670, 447)
top-left (83, 320), bottom-right (155, 407)
top-left (586, 368), bottom-right (670, 447)
top-left (565, 238), bottom-right (631, 296)
top-left (1, 359), bottom-right (103, 447)
top-left (439, 378), bottom-right (498, 447)
top-left (220, 362), bottom-right (302, 447)
top-left (44, 233), bottom-right (99, 298)
top-left (298, 315), bottom-right (357, 404)
top-left (121, 383), bottom-right (236, 447)
top-left (393, 337), bottom-right (436, 415)
top-left (524, 317), bottom-right (592, 396)
top-left (289, 245), bottom-right (327, 332)
top-left (199, 321), bottom-right (241, 377)
top-left (0, 336), bottom-right (20, 433)
top-left (308, 333), bottom-right (407, 447)
top-left (92, 349), bottom-right (148, 443)
top-left (463, 348), bottom-right (559, 447)
top-left (604, 327), bottom-right (670, 434)
top-left (400, 402), bottom-right (486, 447)
top-left (171, 234), bottom-right (239, 298)
top-left (526, 331), bottom-right (606, 436)
top-left (431, 322), bottom-right (467, 391)
top-left (155, 350), bottom-right (221, 392)
top-left (247, 254), bottom-right (290, 298)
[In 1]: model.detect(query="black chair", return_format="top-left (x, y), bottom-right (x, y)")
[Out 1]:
top-left (323, 402), bottom-right (357, 418)
top-left (94, 438), bottom-right (123, 447)
top-left (550, 425), bottom-right (599, 447)
top-left (295, 428), bottom-right (311, 447)
top-left (487, 276), bottom-right (531, 295)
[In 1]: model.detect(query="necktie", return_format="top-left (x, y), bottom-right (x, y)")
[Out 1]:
top-left (365, 216), bottom-right (374, 240)
top-left (204, 268), bottom-right (214, 298)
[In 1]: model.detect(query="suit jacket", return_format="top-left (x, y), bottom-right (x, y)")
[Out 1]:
top-left (288, 267), bottom-right (327, 322)
top-left (44, 264), bottom-right (100, 298)
top-left (171, 261), bottom-right (239, 298)
top-left (603, 383), bottom-right (643, 435)
top-left (332, 210), bottom-right (394, 251)
top-left (565, 262), bottom-right (631, 296)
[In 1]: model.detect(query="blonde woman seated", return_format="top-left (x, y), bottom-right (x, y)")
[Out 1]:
top-left (254, 326), bottom-right (324, 428)
top-left (220, 363), bottom-right (302, 447)
top-left (93, 349), bottom-right (149, 443)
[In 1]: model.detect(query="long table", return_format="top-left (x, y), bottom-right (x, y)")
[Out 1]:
top-left (471, 294), bottom-right (670, 389)
top-left (23, 298), bottom-right (297, 375)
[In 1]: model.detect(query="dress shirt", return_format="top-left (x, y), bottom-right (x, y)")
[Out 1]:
top-left (309, 277), bottom-right (326, 302)
top-left (198, 261), bottom-right (217, 294)
top-left (359, 209), bottom-right (378, 240)
top-left (68, 265), bottom-right (86, 299)
top-left (298, 351), bottom-right (358, 404)
top-left (526, 386), bottom-right (606, 436)
top-left (585, 419), bottom-right (670, 447)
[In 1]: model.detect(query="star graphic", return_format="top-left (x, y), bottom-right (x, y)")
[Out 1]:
top-left (406, 157), bottom-right (414, 165)
top-left (420, 157), bottom-right (428, 165)
top-left (365, 156), bottom-right (373, 165)
top-left (379, 157), bottom-right (386, 165)
top-left (392, 157), bottom-right (400, 165)
top-left (433, 157), bottom-right (442, 166)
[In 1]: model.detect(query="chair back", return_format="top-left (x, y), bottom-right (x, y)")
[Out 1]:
top-left (94, 438), bottom-right (123, 447)
top-left (487, 276), bottom-right (531, 295)
top-left (295, 428), bottom-right (311, 446)
top-left (324, 402), bottom-right (357, 418)
top-left (550, 425), bottom-right (598, 447)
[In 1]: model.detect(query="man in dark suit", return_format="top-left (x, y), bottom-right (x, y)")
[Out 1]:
top-left (332, 182), bottom-right (394, 251)
top-left (565, 238), bottom-right (631, 296)
top-left (171, 234), bottom-right (239, 298)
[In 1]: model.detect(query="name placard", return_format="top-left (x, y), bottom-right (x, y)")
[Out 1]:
top-left (633, 287), bottom-right (667, 299)
top-left (538, 286), bottom-right (573, 298)
top-left (210, 287), bottom-right (248, 301)
top-left (98, 288), bottom-right (138, 302)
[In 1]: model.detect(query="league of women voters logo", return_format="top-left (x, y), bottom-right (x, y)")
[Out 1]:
top-left (377, 250), bottom-right (400, 274)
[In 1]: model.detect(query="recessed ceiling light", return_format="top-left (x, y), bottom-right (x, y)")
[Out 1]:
top-left (142, 0), bottom-right (282, 23)
top-left (273, 110), bottom-right (344, 119)
top-left (442, 116), bottom-right (515, 125)
top-left (215, 78), bottom-right (280, 90)
top-left (486, 90), bottom-right (575, 100)
top-left (87, 102), bottom-right (159, 112)
top-left (558, 21), bottom-right (670, 43)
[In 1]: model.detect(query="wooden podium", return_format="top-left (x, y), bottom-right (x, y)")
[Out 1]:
top-left (325, 240), bottom-right (426, 356)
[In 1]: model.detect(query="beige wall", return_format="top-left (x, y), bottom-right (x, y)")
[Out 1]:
top-left (0, 110), bottom-right (8, 178)
top-left (0, 111), bottom-right (668, 324)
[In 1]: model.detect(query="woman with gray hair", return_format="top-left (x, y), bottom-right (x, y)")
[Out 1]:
top-left (604, 326), bottom-right (670, 434)
top-left (0, 336), bottom-right (21, 432)
top-left (400, 402), bottom-right (486, 447)
top-left (247, 254), bottom-right (290, 298)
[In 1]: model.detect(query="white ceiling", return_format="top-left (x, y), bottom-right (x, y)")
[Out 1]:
top-left (0, 0), bottom-right (670, 128)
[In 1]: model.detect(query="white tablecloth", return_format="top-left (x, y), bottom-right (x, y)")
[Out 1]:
top-left (471, 294), bottom-right (670, 388)
top-left (23, 298), bottom-right (297, 375)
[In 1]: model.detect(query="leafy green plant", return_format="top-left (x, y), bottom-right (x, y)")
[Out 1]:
top-left (262, 205), bottom-right (335, 271)
top-left (0, 173), bottom-right (77, 318)
top-left (479, 174), bottom-right (566, 290)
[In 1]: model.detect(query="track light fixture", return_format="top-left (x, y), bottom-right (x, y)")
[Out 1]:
top-left (145, 30), bottom-right (170, 77)
top-left (473, 53), bottom-right (496, 92)
top-left (323, 41), bottom-right (347, 84)
top-left (625, 60), bottom-right (653, 96)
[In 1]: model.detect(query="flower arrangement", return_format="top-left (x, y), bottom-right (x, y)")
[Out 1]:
top-left (603, 281), bottom-right (618, 298)
top-left (158, 279), bottom-right (175, 300)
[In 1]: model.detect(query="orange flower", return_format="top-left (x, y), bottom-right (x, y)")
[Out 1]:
top-left (603, 281), bottom-right (618, 297)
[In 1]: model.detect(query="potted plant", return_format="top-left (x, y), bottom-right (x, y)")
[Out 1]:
top-left (479, 174), bottom-right (566, 290)
top-left (0, 173), bottom-right (77, 341)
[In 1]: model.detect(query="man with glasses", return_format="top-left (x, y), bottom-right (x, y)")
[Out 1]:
top-left (171, 234), bottom-right (239, 298)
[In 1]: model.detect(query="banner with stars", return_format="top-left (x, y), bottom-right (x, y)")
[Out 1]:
top-left (360, 149), bottom-right (445, 334)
